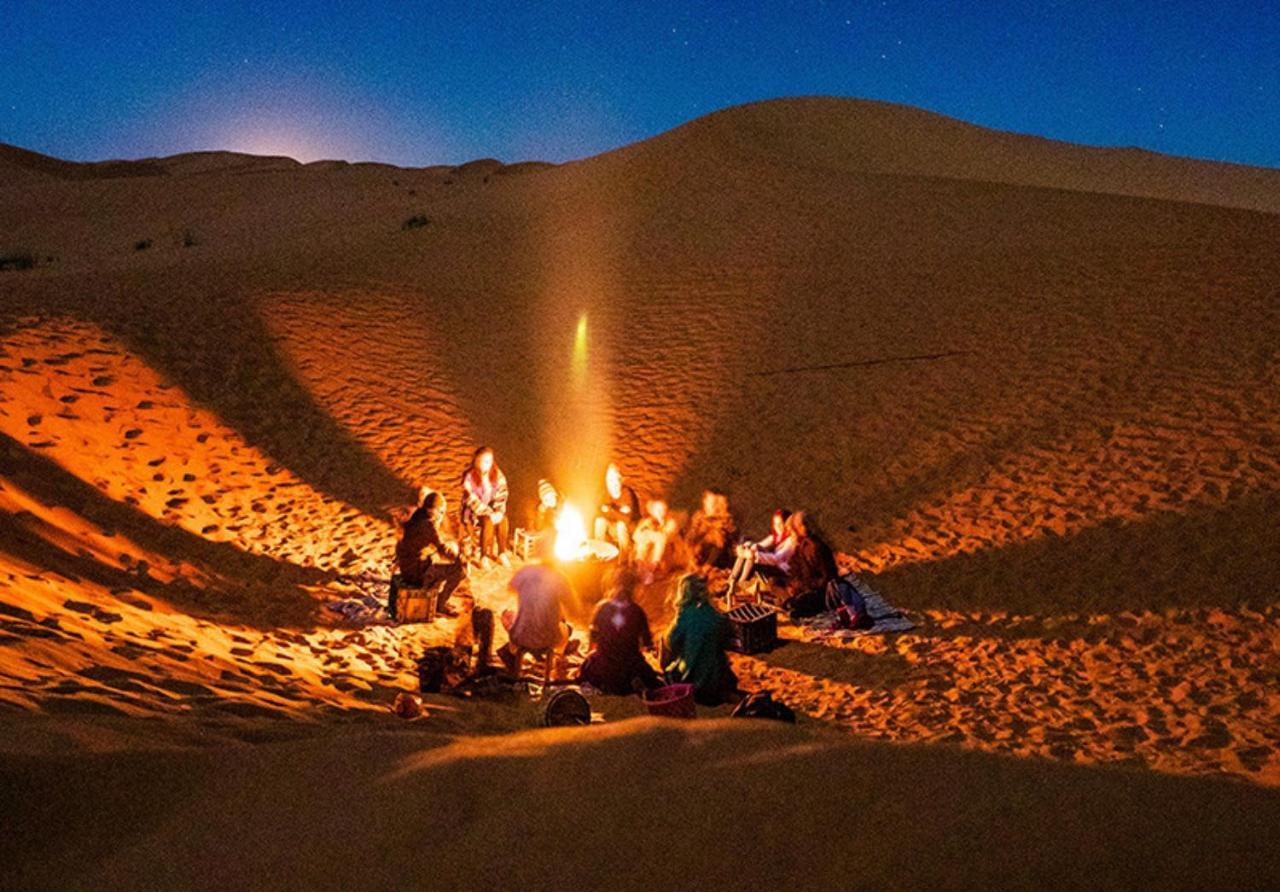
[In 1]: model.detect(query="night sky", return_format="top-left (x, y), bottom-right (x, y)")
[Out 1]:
top-left (3, 1), bottom-right (1277, 168)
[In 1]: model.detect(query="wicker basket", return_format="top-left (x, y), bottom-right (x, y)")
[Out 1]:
top-left (726, 603), bottom-right (778, 654)
top-left (642, 683), bottom-right (697, 719)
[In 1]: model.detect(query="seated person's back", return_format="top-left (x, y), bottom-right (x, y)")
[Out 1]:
top-left (579, 568), bottom-right (659, 694)
top-left (664, 574), bottom-right (737, 705)
top-left (506, 560), bottom-right (572, 652)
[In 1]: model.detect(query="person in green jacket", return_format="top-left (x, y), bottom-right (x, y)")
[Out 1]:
top-left (662, 574), bottom-right (739, 706)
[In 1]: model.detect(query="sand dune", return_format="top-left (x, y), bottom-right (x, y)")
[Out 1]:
top-left (2, 97), bottom-right (1279, 883)
top-left (614, 97), bottom-right (1280, 213)
top-left (5, 720), bottom-right (1280, 889)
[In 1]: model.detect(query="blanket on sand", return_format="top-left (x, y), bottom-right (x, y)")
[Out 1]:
top-left (793, 574), bottom-right (915, 641)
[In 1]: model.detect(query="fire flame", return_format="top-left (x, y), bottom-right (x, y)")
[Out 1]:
top-left (554, 502), bottom-right (589, 562)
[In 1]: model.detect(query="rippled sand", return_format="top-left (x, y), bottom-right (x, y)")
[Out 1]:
top-left (2, 98), bottom-right (1278, 884)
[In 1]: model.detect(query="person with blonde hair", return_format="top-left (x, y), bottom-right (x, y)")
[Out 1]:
top-left (685, 489), bottom-right (738, 570)
top-left (631, 498), bottom-right (679, 583)
top-left (662, 574), bottom-right (738, 706)
top-left (594, 462), bottom-right (640, 551)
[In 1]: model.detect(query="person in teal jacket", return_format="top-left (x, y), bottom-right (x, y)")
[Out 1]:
top-left (662, 574), bottom-right (739, 706)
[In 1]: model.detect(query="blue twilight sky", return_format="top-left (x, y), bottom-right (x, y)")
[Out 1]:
top-left (2, 1), bottom-right (1277, 167)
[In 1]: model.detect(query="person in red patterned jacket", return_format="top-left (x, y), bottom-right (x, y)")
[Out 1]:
top-left (460, 446), bottom-right (510, 567)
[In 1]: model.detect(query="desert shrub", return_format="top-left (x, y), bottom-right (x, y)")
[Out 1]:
top-left (134, 239), bottom-right (152, 251)
top-left (182, 229), bottom-right (198, 247)
top-left (402, 214), bottom-right (430, 230)
top-left (0, 251), bottom-right (36, 271)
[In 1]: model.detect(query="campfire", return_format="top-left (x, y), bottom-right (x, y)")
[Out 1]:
top-left (553, 503), bottom-right (591, 562)
top-left (552, 502), bottom-right (619, 602)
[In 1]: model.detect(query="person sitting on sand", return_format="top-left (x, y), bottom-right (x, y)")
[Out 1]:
top-left (780, 511), bottom-right (839, 618)
top-left (497, 536), bottom-right (576, 672)
top-left (662, 573), bottom-right (738, 706)
top-left (594, 462), bottom-right (640, 551)
top-left (577, 567), bottom-right (660, 695)
top-left (726, 508), bottom-right (795, 599)
top-left (460, 446), bottom-right (510, 567)
top-left (391, 491), bottom-right (466, 619)
top-left (685, 490), bottom-right (739, 570)
top-left (631, 499), bottom-right (679, 583)
top-left (531, 478), bottom-right (562, 533)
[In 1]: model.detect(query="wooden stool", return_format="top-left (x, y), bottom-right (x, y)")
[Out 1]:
top-left (501, 646), bottom-right (557, 696)
top-left (512, 527), bottom-right (542, 561)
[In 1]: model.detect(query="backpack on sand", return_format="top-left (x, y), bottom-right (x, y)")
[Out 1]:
top-left (825, 577), bottom-right (874, 631)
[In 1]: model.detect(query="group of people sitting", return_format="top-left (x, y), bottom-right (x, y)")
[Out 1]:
top-left (496, 535), bottom-right (739, 706)
top-left (391, 444), bottom-right (851, 706)
top-left (530, 461), bottom-right (839, 614)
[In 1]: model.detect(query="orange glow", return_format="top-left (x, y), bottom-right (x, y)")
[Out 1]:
top-left (0, 318), bottom-right (392, 576)
top-left (553, 502), bottom-right (589, 561)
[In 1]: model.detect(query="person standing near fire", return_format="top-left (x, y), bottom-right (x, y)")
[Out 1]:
top-left (460, 446), bottom-right (510, 568)
top-left (594, 462), bottom-right (641, 552)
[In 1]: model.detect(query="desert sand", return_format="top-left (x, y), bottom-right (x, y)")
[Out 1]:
top-left (1, 97), bottom-right (1279, 886)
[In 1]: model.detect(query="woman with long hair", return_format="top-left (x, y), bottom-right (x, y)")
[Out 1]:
top-left (726, 508), bottom-right (795, 598)
top-left (781, 511), bottom-right (839, 617)
top-left (662, 573), bottom-right (738, 706)
top-left (460, 445), bottom-right (510, 566)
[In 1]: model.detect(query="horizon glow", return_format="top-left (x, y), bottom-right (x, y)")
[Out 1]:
top-left (1, 1), bottom-right (1277, 168)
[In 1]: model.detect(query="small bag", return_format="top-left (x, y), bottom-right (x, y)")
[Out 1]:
top-left (836, 603), bottom-right (874, 631)
top-left (731, 691), bottom-right (796, 724)
top-left (826, 577), bottom-right (874, 630)
top-left (417, 646), bottom-right (471, 693)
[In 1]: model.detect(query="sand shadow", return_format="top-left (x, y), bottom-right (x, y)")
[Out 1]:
top-left (1, 282), bottom-right (413, 520)
top-left (5, 721), bottom-right (1280, 887)
top-left (752, 638), bottom-right (913, 690)
top-left (100, 295), bottom-right (413, 517)
top-left (871, 489), bottom-right (1280, 615)
top-left (0, 432), bottom-right (331, 628)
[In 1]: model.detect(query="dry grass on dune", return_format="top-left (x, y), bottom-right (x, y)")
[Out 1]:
top-left (1, 97), bottom-right (1279, 862)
